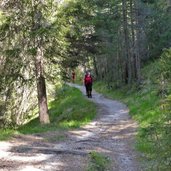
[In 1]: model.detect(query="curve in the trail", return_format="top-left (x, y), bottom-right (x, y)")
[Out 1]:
top-left (0, 84), bottom-right (140, 171)
top-left (65, 83), bottom-right (140, 171)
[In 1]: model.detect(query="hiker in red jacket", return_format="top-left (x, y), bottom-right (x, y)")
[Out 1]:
top-left (84, 71), bottom-right (93, 98)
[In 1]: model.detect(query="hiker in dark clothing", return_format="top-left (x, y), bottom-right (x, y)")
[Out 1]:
top-left (84, 71), bottom-right (93, 98)
top-left (72, 70), bottom-right (76, 83)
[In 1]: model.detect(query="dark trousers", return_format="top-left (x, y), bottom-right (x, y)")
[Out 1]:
top-left (85, 83), bottom-right (92, 97)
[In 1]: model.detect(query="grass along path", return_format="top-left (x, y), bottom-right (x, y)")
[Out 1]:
top-left (0, 85), bottom-right (96, 140)
top-left (93, 60), bottom-right (168, 170)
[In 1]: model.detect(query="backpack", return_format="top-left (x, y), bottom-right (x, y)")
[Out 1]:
top-left (85, 75), bottom-right (92, 84)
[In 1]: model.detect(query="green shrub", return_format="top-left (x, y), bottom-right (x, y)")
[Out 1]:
top-left (87, 152), bottom-right (111, 171)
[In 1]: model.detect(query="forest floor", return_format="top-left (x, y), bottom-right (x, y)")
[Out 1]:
top-left (0, 84), bottom-right (141, 171)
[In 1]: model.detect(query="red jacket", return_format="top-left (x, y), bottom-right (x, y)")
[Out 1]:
top-left (84, 74), bottom-right (93, 85)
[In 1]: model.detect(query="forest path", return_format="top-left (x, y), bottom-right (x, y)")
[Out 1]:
top-left (0, 84), bottom-right (141, 171)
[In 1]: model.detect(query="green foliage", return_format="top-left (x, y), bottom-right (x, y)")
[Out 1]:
top-left (0, 0), bottom-right (68, 127)
top-left (17, 84), bottom-right (96, 134)
top-left (94, 56), bottom-right (171, 170)
top-left (139, 50), bottom-right (171, 170)
top-left (94, 81), bottom-right (160, 127)
top-left (138, 95), bottom-right (171, 170)
top-left (0, 0), bottom-right (171, 128)
top-left (146, 2), bottom-right (171, 59)
top-left (0, 129), bottom-right (19, 141)
top-left (87, 151), bottom-right (111, 171)
top-left (50, 84), bottom-right (96, 128)
top-left (58, 0), bottom-right (97, 73)
top-left (0, 84), bottom-right (96, 140)
top-left (159, 48), bottom-right (171, 80)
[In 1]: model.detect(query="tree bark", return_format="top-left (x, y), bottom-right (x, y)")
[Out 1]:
top-left (122, 0), bottom-right (132, 84)
top-left (31, 0), bottom-right (50, 124)
top-left (35, 47), bottom-right (50, 124)
top-left (130, 0), bottom-right (141, 83)
top-left (134, 0), bottom-right (141, 83)
top-left (92, 55), bottom-right (99, 78)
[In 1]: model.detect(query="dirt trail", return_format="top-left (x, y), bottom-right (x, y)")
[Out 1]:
top-left (0, 84), bottom-right (141, 171)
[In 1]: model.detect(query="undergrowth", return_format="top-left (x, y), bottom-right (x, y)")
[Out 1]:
top-left (0, 84), bottom-right (96, 139)
top-left (87, 151), bottom-right (111, 171)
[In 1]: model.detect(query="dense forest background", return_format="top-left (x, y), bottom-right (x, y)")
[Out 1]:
top-left (1, 0), bottom-right (171, 170)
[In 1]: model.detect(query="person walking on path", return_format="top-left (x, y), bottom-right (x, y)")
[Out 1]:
top-left (71, 70), bottom-right (76, 83)
top-left (84, 71), bottom-right (93, 98)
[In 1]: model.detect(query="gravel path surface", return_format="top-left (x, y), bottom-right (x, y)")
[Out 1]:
top-left (0, 84), bottom-right (141, 171)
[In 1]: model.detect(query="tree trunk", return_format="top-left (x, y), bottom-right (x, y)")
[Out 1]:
top-left (122, 0), bottom-right (132, 84)
top-left (92, 55), bottom-right (99, 78)
top-left (130, 0), bottom-right (141, 83)
top-left (134, 0), bottom-right (141, 83)
top-left (35, 47), bottom-right (50, 124)
top-left (31, 1), bottom-right (50, 124)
